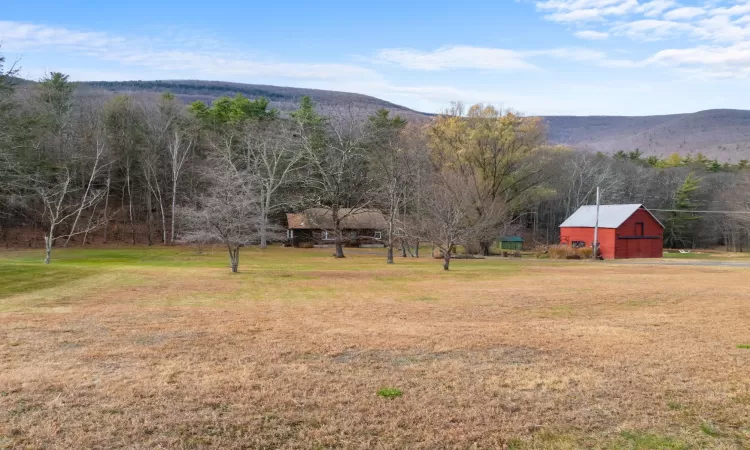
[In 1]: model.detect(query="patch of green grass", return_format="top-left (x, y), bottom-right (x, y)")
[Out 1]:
top-left (377, 388), bottom-right (402, 399)
top-left (505, 437), bottom-right (524, 449)
top-left (737, 344), bottom-right (750, 349)
top-left (700, 421), bottom-right (720, 437)
top-left (0, 263), bottom-right (94, 298)
top-left (617, 431), bottom-right (688, 449)
top-left (667, 401), bottom-right (684, 410)
top-left (662, 252), bottom-right (713, 259)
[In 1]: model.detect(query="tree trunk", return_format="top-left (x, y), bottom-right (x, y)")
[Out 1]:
top-left (259, 189), bottom-right (271, 249)
top-left (103, 168), bottom-right (111, 243)
top-left (415, 240), bottom-right (420, 258)
top-left (334, 233), bottom-right (345, 258)
top-left (332, 207), bottom-right (345, 258)
top-left (228, 246), bottom-right (240, 273)
top-left (81, 210), bottom-right (96, 247)
top-left (44, 233), bottom-right (53, 264)
top-left (170, 181), bottom-right (177, 245)
top-left (126, 163), bottom-right (136, 246)
top-left (401, 241), bottom-right (407, 258)
top-left (443, 250), bottom-right (451, 271)
top-left (159, 200), bottom-right (167, 244)
top-left (146, 191), bottom-right (153, 246)
top-left (259, 215), bottom-right (268, 249)
top-left (387, 245), bottom-right (394, 264)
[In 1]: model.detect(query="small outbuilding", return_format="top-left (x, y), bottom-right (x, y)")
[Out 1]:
top-left (499, 236), bottom-right (524, 251)
top-left (559, 204), bottom-right (663, 259)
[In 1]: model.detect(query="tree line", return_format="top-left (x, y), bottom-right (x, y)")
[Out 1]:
top-left (2, 52), bottom-right (750, 270)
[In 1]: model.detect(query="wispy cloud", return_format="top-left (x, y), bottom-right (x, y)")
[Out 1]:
top-left (374, 46), bottom-right (535, 71)
top-left (533, 0), bottom-right (750, 77)
top-left (375, 45), bottom-right (620, 71)
top-left (574, 30), bottom-right (610, 39)
top-left (0, 21), bottom-right (380, 81)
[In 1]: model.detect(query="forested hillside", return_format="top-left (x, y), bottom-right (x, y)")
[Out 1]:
top-left (81, 81), bottom-right (750, 160)
top-left (78, 80), bottom-right (429, 121)
top-left (546, 109), bottom-right (750, 161)
top-left (2, 55), bottom-right (750, 263)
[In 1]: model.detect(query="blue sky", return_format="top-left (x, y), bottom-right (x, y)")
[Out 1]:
top-left (2, 0), bottom-right (750, 115)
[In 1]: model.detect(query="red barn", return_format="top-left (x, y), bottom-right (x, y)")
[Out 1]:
top-left (559, 204), bottom-right (664, 259)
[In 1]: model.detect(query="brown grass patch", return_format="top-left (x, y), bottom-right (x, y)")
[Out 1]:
top-left (1, 249), bottom-right (749, 448)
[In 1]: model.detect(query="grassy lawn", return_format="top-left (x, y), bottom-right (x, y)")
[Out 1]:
top-left (1, 247), bottom-right (749, 448)
top-left (663, 250), bottom-right (750, 260)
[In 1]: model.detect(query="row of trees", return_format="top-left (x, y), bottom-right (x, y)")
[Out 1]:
top-left (613, 149), bottom-right (749, 172)
top-left (2, 52), bottom-right (750, 270)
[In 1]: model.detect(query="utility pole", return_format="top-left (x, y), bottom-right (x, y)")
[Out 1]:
top-left (593, 186), bottom-right (600, 260)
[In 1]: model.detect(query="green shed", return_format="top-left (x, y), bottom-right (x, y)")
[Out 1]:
top-left (499, 236), bottom-right (524, 251)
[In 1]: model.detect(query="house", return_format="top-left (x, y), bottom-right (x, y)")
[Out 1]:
top-left (286, 208), bottom-right (387, 248)
top-left (559, 204), bottom-right (663, 259)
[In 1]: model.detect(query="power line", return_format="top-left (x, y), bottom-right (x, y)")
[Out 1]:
top-left (649, 209), bottom-right (750, 214)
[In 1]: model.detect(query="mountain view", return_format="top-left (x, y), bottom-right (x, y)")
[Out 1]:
top-left (81, 80), bottom-right (750, 160)
top-left (5, 1), bottom-right (750, 448)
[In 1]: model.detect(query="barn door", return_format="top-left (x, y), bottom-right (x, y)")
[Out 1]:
top-left (626, 239), bottom-right (647, 258)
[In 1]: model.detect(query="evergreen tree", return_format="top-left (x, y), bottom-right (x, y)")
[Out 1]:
top-left (663, 172), bottom-right (701, 248)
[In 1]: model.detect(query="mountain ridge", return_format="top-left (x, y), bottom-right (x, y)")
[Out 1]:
top-left (67, 79), bottom-right (750, 161)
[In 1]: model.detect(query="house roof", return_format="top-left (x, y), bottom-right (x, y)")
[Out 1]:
top-left (560, 204), bottom-right (664, 229)
top-left (287, 208), bottom-right (387, 230)
top-left (501, 236), bottom-right (524, 242)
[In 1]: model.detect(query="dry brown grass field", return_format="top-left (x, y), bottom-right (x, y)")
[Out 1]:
top-left (1, 247), bottom-right (749, 449)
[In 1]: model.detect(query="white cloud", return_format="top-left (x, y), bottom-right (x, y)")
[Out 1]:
top-left (612, 19), bottom-right (695, 40)
top-left (663, 6), bottom-right (705, 20)
top-left (646, 42), bottom-right (750, 68)
top-left (0, 21), bottom-right (122, 50)
top-left (574, 30), bottom-right (610, 39)
top-left (530, 1), bottom-right (750, 78)
top-left (536, 0), bottom-right (643, 22)
top-left (375, 45), bottom-right (622, 71)
top-left (374, 46), bottom-right (534, 71)
top-left (639, 0), bottom-right (678, 17)
top-left (0, 21), bottom-right (379, 81)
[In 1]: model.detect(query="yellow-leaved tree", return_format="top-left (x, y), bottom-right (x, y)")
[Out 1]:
top-left (427, 103), bottom-right (556, 255)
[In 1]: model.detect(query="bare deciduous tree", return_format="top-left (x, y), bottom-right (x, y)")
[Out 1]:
top-left (295, 99), bottom-right (377, 258)
top-left (180, 161), bottom-right (266, 273)
top-left (418, 172), bottom-right (478, 271)
top-left (236, 121), bottom-right (303, 249)
top-left (35, 167), bottom-right (105, 263)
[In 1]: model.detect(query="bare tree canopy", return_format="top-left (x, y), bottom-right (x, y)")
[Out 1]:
top-left (180, 160), bottom-right (268, 273)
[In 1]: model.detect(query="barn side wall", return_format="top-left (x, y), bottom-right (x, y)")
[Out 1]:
top-left (614, 208), bottom-right (664, 259)
top-left (559, 227), bottom-right (617, 259)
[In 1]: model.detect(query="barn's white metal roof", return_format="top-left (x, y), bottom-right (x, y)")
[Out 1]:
top-left (560, 204), bottom-right (659, 229)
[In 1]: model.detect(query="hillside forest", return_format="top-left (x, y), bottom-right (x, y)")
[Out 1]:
top-left (2, 52), bottom-right (750, 269)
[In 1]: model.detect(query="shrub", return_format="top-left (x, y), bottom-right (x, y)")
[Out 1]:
top-left (533, 246), bottom-right (549, 258)
top-left (548, 245), bottom-right (575, 259)
top-left (548, 245), bottom-right (594, 259)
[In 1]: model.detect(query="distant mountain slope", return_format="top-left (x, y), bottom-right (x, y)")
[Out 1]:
top-left (545, 109), bottom-right (750, 161)
top-left (75, 80), bottom-right (750, 160)
top-left (78, 80), bottom-right (429, 121)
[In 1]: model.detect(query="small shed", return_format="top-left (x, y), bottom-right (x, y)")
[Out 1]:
top-left (499, 236), bottom-right (524, 251)
top-left (559, 204), bottom-right (663, 259)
